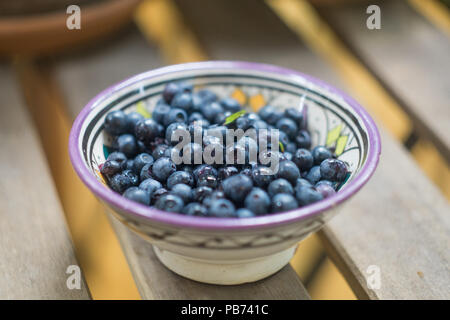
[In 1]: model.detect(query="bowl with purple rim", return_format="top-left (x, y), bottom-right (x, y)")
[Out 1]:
top-left (69, 61), bottom-right (381, 285)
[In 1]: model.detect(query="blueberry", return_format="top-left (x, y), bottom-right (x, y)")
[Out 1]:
top-left (276, 118), bottom-right (298, 139)
top-left (152, 102), bottom-right (171, 124)
top-left (104, 110), bottom-right (128, 136)
top-left (162, 82), bottom-right (181, 103)
top-left (197, 175), bottom-right (218, 188)
top-left (250, 120), bottom-right (269, 131)
top-left (236, 208), bottom-right (256, 218)
top-left (151, 188), bottom-right (169, 204)
top-left (258, 105), bottom-right (283, 125)
top-left (295, 130), bottom-right (311, 149)
top-left (268, 178), bottom-right (294, 197)
top-left (296, 178), bottom-right (313, 188)
top-left (114, 134), bottom-right (138, 157)
top-left (193, 186), bottom-right (214, 202)
top-left (285, 142), bottom-right (297, 154)
top-left (251, 165), bottom-right (274, 188)
top-left (293, 148), bottom-right (313, 171)
top-left (217, 166), bottom-right (239, 181)
top-left (208, 199), bottom-right (236, 218)
top-left (284, 108), bottom-right (303, 125)
top-left (133, 153), bottom-right (154, 174)
top-left (183, 202), bottom-right (208, 216)
top-left (312, 146), bottom-right (332, 165)
top-left (319, 158), bottom-right (348, 181)
top-left (155, 194), bottom-right (184, 213)
top-left (201, 102), bottom-right (224, 122)
top-left (222, 174), bottom-right (253, 204)
top-left (100, 160), bottom-right (121, 177)
top-left (163, 108), bottom-right (188, 126)
top-left (240, 167), bottom-right (253, 179)
top-left (202, 190), bottom-right (226, 208)
top-left (235, 116), bottom-right (251, 130)
top-left (271, 193), bottom-right (298, 213)
top-left (135, 119), bottom-right (161, 144)
top-left (196, 89), bottom-right (217, 104)
top-left (109, 171), bottom-right (137, 194)
top-left (305, 166), bottom-right (321, 184)
top-left (152, 157), bottom-right (176, 182)
top-left (171, 92), bottom-right (193, 112)
top-left (215, 111), bottom-right (232, 125)
top-left (165, 122), bottom-right (187, 145)
top-left (107, 151), bottom-right (127, 164)
top-left (122, 159), bottom-right (134, 171)
top-left (123, 187), bottom-right (150, 205)
top-left (295, 186), bottom-right (323, 206)
top-left (122, 169), bottom-right (139, 186)
top-left (139, 178), bottom-right (162, 195)
top-left (170, 184), bottom-right (193, 203)
top-left (126, 112), bottom-right (145, 133)
top-left (220, 98), bottom-right (241, 113)
top-left (315, 180), bottom-right (335, 188)
top-left (140, 163), bottom-right (154, 181)
top-left (167, 171), bottom-right (195, 189)
top-left (277, 160), bottom-right (300, 184)
top-left (278, 131), bottom-right (290, 147)
top-left (189, 112), bottom-right (205, 123)
top-left (152, 144), bottom-right (170, 160)
top-left (193, 164), bottom-right (218, 182)
top-left (244, 188), bottom-right (271, 215)
top-left (315, 183), bottom-right (336, 198)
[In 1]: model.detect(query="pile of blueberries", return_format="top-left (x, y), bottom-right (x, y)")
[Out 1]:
top-left (99, 82), bottom-right (348, 218)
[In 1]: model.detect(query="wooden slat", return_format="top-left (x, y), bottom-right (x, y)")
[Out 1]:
top-left (313, 0), bottom-right (450, 162)
top-left (55, 26), bottom-right (310, 299)
top-left (0, 65), bottom-right (90, 299)
top-left (175, 0), bottom-right (450, 299)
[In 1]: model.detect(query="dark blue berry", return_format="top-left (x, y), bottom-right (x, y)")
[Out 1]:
top-left (107, 151), bottom-right (127, 164)
top-left (100, 160), bottom-right (121, 177)
top-left (139, 178), bottom-right (162, 196)
top-left (123, 187), bottom-right (150, 205)
top-left (170, 184), bottom-right (193, 203)
top-left (305, 166), bottom-right (321, 184)
top-left (163, 108), bottom-right (188, 126)
top-left (193, 164), bottom-right (218, 182)
top-left (272, 193), bottom-right (298, 212)
top-left (104, 110), bottom-right (128, 136)
top-left (251, 165), bottom-right (274, 188)
top-left (276, 118), bottom-right (298, 139)
top-left (201, 102), bottom-right (224, 122)
top-left (268, 178), bottom-right (294, 197)
top-left (152, 157), bottom-right (176, 182)
top-left (114, 134), bottom-right (138, 157)
top-left (244, 188), bottom-right (271, 215)
top-left (295, 130), bottom-right (311, 149)
top-left (152, 144), bottom-right (170, 160)
top-left (236, 208), bottom-right (256, 218)
top-left (285, 142), bottom-right (297, 154)
top-left (165, 122), bottom-right (187, 145)
top-left (140, 163), bottom-right (154, 181)
top-left (126, 112), bottom-right (144, 133)
top-left (295, 186), bottom-right (323, 206)
top-left (258, 105), bottom-right (283, 125)
top-left (197, 175), bottom-right (218, 188)
top-left (151, 188), bottom-right (169, 204)
top-left (208, 199), bottom-right (236, 218)
top-left (220, 98), bottom-right (241, 113)
top-left (293, 148), bottom-right (313, 171)
top-left (171, 92), bottom-right (193, 112)
top-left (217, 166), bottom-right (239, 181)
top-left (312, 146), bottom-right (332, 165)
top-left (152, 102), bottom-right (171, 124)
top-left (189, 112), bottom-right (205, 123)
top-left (162, 82), bottom-right (181, 103)
top-left (133, 153), bottom-right (154, 174)
top-left (167, 171), bottom-right (195, 189)
top-left (122, 159), bottom-right (134, 171)
top-left (109, 171), bottom-right (136, 194)
top-left (277, 160), bottom-right (300, 184)
top-left (296, 178), bottom-right (313, 188)
top-left (222, 174), bottom-right (253, 204)
top-left (319, 158), bottom-right (347, 181)
top-left (155, 194), bottom-right (184, 213)
top-left (135, 119), bottom-right (161, 144)
top-left (284, 108), bottom-right (303, 125)
top-left (193, 186), bottom-right (214, 202)
top-left (202, 190), bottom-right (226, 208)
top-left (315, 183), bottom-right (336, 198)
top-left (183, 202), bottom-right (208, 216)
top-left (235, 116), bottom-right (251, 130)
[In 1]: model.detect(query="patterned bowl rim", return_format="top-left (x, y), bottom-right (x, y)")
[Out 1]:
top-left (69, 61), bottom-right (381, 231)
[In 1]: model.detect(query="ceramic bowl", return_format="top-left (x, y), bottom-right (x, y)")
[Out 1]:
top-left (69, 61), bottom-right (381, 285)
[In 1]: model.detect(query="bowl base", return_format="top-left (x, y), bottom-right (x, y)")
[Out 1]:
top-left (153, 245), bottom-right (297, 285)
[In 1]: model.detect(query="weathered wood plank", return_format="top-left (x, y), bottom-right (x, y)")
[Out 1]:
top-left (314, 0), bottom-right (450, 161)
top-left (55, 27), bottom-right (310, 299)
top-left (0, 65), bottom-right (90, 299)
top-left (176, 0), bottom-right (450, 299)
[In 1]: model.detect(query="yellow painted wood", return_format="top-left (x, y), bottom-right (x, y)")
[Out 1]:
top-left (14, 59), bottom-right (141, 300)
top-left (266, 0), bottom-right (412, 141)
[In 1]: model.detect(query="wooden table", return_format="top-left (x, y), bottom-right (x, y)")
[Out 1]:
top-left (1, 0), bottom-right (449, 299)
